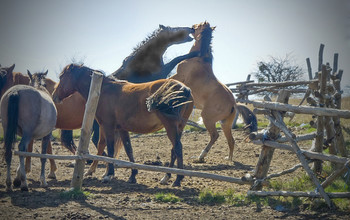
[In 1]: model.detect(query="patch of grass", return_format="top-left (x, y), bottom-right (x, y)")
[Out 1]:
top-left (154, 192), bottom-right (181, 203)
top-left (198, 189), bottom-right (225, 205)
top-left (60, 188), bottom-right (91, 200)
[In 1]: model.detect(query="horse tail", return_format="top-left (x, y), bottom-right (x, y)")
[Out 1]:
top-left (236, 104), bottom-right (258, 132)
top-left (60, 130), bottom-right (77, 154)
top-left (4, 91), bottom-right (19, 164)
top-left (91, 120), bottom-right (100, 148)
top-left (114, 135), bottom-right (123, 158)
top-left (146, 79), bottom-right (192, 119)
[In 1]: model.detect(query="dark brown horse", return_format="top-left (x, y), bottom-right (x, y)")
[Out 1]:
top-left (53, 64), bottom-right (193, 186)
top-left (111, 25), bottom-right (198, 82)
top-left (1, 70), bottom-right (57, 191)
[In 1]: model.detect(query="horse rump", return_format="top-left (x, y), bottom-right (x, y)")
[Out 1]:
top-left (3, 91), bottom-right (20, 164)
top-left (146, 79), bottom-right (192, 118)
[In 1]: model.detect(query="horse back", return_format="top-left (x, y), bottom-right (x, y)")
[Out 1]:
top-left (2, 85), bottom-right (57, 139)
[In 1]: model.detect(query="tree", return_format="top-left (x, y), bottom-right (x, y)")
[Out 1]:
top-left (253, 54), bottom-right (304, 83)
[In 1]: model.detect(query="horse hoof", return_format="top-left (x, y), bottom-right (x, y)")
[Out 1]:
top-left (172, 181), bottom-right (181, 187)
top-left (194, 158), bottom-right (205, 163)
top-left (40, 182), bottom-right (48, 188)
top-left (127, 177), bottom-right (137, 184)
top-left (86, 160), bottom-right (93, 165)
top-left (160, 175), bottom-right (170, 185)
top-left (13, 179), bottom-right (21, 188)
top-left (102, 175), bottom-right (113, 183)
top-left (225, 156), bottom-right (233, 161)
top-left (84, 171), bottom-right (93, 177)
top-left (21, 186), bottom-right (29, 191)
top-left (48, 173), bottom-right (57, 179)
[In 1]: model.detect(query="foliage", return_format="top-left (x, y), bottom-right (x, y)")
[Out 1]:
top-left (60, 188), bottom-right (91, 200)
top-left (198, 189), bottom-right (225, 205)
top-left (154, 192), bottom-right (181, 203)
top-left (252, 54), bottom-right (305, 96)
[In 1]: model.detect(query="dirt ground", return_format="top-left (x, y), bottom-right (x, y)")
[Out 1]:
top-left (0, 129), bottom-right (349, 219)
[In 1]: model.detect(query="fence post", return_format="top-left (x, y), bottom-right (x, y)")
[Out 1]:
top-left (71, 71), bottom-right (103, 190)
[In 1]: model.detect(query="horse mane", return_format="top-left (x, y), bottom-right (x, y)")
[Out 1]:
top-left (131, 27), bottom-right (163, 57)
top-left (199, 25), bottom-right (213, 64)
top-left (0, 69), bottom-right (7, 93)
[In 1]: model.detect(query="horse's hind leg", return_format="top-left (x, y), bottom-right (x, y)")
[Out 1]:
top-left (39, 134), bottom-right (51, 187)
top-left (25, 139), bottom-right (34, 174)
top-left (102, 126), bottom-right (116, 183)
top-left (47, 140), bottom-right (57, 179)
top-left (221, 112), bottom-right (236, 161)
top-left (85, 128), bottom-right (106, 177)
top-left (14, 135), bottom-right (31, 191)
top-left (198, 115), bottom-right (219, 162)
top-left (119, 130), bottom-right (138, 184)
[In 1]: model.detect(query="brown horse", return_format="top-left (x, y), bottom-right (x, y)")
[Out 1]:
top-left (1, 70), bottom-right (57, 191)
top-left (0, 64), bottom-right (93, 178)
top-left (171, 22), bottom-right (238, 162)
top-left (53, 64), bottom-right (193, 186)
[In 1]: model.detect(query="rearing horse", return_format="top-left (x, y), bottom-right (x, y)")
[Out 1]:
top-left (171, 22), bottom-right (238, 162)
top-left (1, 70), bottom-right (57, 191)
top-left (53, 64), bottom-right (193, 187)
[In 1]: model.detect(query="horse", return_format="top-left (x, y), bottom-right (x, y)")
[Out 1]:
top-left (1, 70), bottom-right (57, 191)
top-left (171, 21), bottom-right (246, 162)
top-left (53, 64), bottom-right (194, 187)
top-left (110, 24), bottom-right (199, 82)
top-left (0, 64), bottom-right (100, 178)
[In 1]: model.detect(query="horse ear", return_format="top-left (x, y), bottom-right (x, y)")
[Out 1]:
top-left (8, 64), bottom-right (15, 72)
top-left (27, 70), bottom-right (33, 80)
top-left (44, 70), bottom-right (48, 76)
top-left (211, 26), bottom-right (216, 31)
top-left (159, 24), bottom-right (165, 29)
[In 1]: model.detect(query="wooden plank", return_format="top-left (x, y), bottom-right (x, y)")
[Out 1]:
top-left (71, 71), bottom-right (104, 190)
top-left (14, 151), bottom-right (263, 186)
top-left (236, 99), bottom-right (350, 118)
top-left (251, 140), bottom-right (348, 164)
top-left (248, 190), bottom-right (350, 198)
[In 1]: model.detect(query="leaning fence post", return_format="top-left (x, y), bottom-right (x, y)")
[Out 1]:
top-left (71, 71), bottom-right (103, 191)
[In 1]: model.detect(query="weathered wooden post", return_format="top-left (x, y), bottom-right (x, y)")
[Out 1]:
top-left (312, 64), bottom-right (328, 173)
top-left (252, 90), bottom-right (290, 190)
top-left (71, 71), bottom-right (103, 190)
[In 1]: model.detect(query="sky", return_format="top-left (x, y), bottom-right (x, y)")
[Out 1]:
top-left (1, 0), bottom-right (349, 88)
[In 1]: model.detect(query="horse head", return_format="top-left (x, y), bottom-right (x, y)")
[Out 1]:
top-left (0, 64), bottom-right (16, 98)
top-left (191, 21), bottom-right (216, 64)
top-left (52, 63), bottom-right (93, 103)
top-left (27, 70), bottom-right (48, 89)
top-left (158, 24), bottom-right (195, 45)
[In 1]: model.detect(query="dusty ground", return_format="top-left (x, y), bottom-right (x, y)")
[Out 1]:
top-left (0, 129), bottom-right (349, 219)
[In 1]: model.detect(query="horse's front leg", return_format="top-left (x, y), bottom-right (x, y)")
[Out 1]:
top-left (119, 130), bottom-right (138, 184)
top-left (39, 134), bottom-right (51, 188)
top-left (85, 128), bottom-right (106, 177)
top-left (46, 139), bottom-right (57, 179)
top-left (102, 127), bottom-right (115, 183)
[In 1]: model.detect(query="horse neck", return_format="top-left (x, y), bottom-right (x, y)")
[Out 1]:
top-left (44, 78), bottom-right (57, 94)
top-left (13, 72), bottom-right (30, 85)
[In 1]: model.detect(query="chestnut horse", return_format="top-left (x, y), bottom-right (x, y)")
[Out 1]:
top-left (0, 64), bottom-right (97, 178)
top-left (53, 64), bottom-right (193, 186)
top-left (171, 22), bottom-right (238, 162)
top-left (1, 70), bottom-right (57, 191)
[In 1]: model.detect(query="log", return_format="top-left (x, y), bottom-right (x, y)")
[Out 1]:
top-left (249, 132), bottom-right (316, 143)
top-left (226, 80), bottom-right (254, 87)
top-left (321, 160), bottom-right (350, 189)
top-left (318, 43), bottom-right (325, 72)
top-left (266, 114), bottom-right (333, 207)
top-left (306, 58), bottom-right (313, 80)
top-left (248, 190), bottom-right (350, 198)
top-left (242, 79), bottom-right (318, 87)
top-left (71, 71), bottom-right (104, 190)
top-left (251, 140), bottom-right (348, 164)
top-left (252, 91), bottom-right (289, 190)
top-left (14, 151), bottom-right (265, 186)
top-left (236, 99), bottom-right (350, 118)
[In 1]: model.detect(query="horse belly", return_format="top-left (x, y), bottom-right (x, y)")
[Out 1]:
top-left (33, 96), bottom-right (57, 139)
top-left (121, 113), bottom-right (163, 134)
